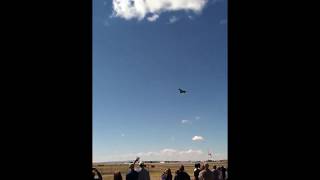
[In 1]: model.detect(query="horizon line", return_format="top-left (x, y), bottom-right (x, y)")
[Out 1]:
top-left (93, 159), bottom-right (228, 163)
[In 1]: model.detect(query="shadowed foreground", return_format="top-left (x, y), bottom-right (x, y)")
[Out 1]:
top-left (93, 161), bottom-right (228, 180)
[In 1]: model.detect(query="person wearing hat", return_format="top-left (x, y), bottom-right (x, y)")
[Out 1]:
top-left (137, 162), bottom-right (150, 180)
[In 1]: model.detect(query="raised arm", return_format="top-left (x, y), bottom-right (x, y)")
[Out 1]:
top-left (92, 168), bottom-right (103, 180)
top-left (133, 157), bottom-right (140, 165)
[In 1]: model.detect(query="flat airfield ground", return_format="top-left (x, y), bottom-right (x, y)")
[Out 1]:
top-left (93, 161), bottom-right (228, 180)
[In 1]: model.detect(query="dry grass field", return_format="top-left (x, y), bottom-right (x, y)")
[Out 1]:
top-left (93, 161), bottom-right (228, 180)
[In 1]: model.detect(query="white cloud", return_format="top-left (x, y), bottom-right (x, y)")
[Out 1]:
top-left (147, 14), bottom-right (159, 22)
top-left (112, 0), bottom-right (208, 21)
top-left (192, 135), bottom-right (204, 141)
top-left (160, 148), bottom-right (177, 155)
top-left (93, 149), bottom-right (227, 162)
top-left (178, 149), bottom-right (203, 155)
top-left (181, 119), bottom-right (191, 124)
top-left (169, 16), bottom-right (179, 23)
top-left (130, 149), bottom-right (202, 161)
top-left (137, 152), bottom-right (157, 156)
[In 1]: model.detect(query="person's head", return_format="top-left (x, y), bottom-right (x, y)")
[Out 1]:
top-left (195, 163), bottom-right (200, 168)
top-left (213, 165), bottom-right (217, 170)
top-left (175, 170), bottom-right (179, 174)
top-left (114, 171), bottom-right (122, 180)
top-left (179, 165), bottom-right (184, 172)
top-left (139, 162), bottom-right (145, 168)
top-left (166, 168), bottom-right (172, 175)
top-left (129, 164), bottom-right (134, 171)
top-left (204, 163), bottom-right (209, 170)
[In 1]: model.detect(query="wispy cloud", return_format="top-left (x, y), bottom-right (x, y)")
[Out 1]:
top-left (178, 149), bottom-right (203, 155)
top-left (181, 119), bottom-right (192, 124)
top-left (169, 16), bottom-right (179, 24)
top-left (195, 116), bottom-right (200, 120)
top-left (192, 135), bottom-right (204, 141)
top-left (157, 148), bottom-right (204, 159)
top-left (147, 14), bottom-right (159, 22)
top-left (93, 150), bottom-right (227, 162)
top-left (160, 148), bottom-right (177, 155)
top-left (93, 148), bottom-right (208, 162)
top-left (121, 133), bottom-right (125, 137)
top-left (111, 0), bottom-right (209, 21)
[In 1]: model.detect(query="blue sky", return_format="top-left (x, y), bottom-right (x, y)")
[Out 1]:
top-left (93, 0), bottom-right (227, 162)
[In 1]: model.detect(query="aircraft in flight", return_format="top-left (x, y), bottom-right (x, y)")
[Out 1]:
top-left (178, 88), bottom-right (187, 94)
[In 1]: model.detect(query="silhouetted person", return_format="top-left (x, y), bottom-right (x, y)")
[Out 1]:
top-left (114, 171), bottom-right (123, 180)
top-left (126, 163), bottom-right (138, 180)
top-left (174, 165), bottom-right (191, 180)
top-left (162, 168), bottom-right (173, 180)
top-left (137, 162), bottom-right (150, 180)
top-left (126, 157), bottom-right (140, 180)
top-left (175, 170), bottom-right (180, 178)
top-left (92, 168), bottom-right (103, 180)
top-left (198, 163), bottom-right (214, 180)
top-left (211, 165), bottom-right (219, 180)
top-left (165, 168), bottom-right (173, 180)
top-left (194, 163), bottom-right (201, 180)
top-left (220, 166), bottom-right (226, 180)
